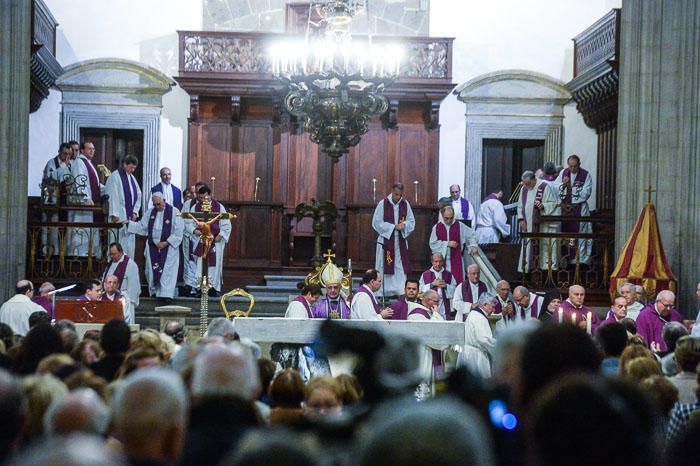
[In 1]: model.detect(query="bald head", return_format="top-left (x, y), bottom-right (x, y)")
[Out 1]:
top-left (568, 285), bottom-right (585, 306)
top-left (16, 280), bottom-right (33, 296)
top-left (44, 388), bottom-right (110, 436)
top-left (421, 289), bottom-right (440, 310)
top-left (191, 343), bottom-right (260, 401)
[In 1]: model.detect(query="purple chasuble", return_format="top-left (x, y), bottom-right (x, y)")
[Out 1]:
top-left (421, 268), bottom-right (454, 314)
top-left (118, 167), bottom-right (139, 219)
top-left (389, 296), bottom-right (412, 320)
top-left (293, 295), bottom-right (313, 318)
top-left (103, 256), bottom-right (130, 286)
top-left (147, 204), bottom-right (173, 287)
top-left (356, 286), bottom-right (381, 314)
top-left (32, 296), bottom-right (55, 319)
top-left (560, 299), bottom-right (601, 330)
top-left (311, 296), bottom-right (350, 319)
top-left (102, 290), bottom-right (122, 302)
top-left (435, 222), bottom-right (464, 284)
top-left (636, 303), bottom-right (683, 352)
top-left (81, 157), bottom-right (101, 204)
top-left (193, 199), bottom-right (222, 266)
top-left (382, 198), bottom-right (411, 275)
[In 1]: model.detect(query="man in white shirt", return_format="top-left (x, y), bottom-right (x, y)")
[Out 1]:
top-left (101, 242), bottom-right (141, 324)
top-left (105, 155), bottom-right (142, 259)
top-left (0, 280), bottom-right (46, 336)
top-left (449, 184), bottom-right (475, 227)
top-left (350, 269), bottom-right (394, 320)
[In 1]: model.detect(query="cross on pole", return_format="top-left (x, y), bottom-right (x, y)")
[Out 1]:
top-left (323, 249), bottom-right (336, 261)
top-left (179, 195), bottom-right (236, 336)
top-left (644, 185), bottom-right (656, 204)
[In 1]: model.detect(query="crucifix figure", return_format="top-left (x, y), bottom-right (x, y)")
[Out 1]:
top-left (179, 183), bottom-right (236, 336)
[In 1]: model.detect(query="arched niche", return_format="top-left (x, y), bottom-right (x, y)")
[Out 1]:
top-left (56, 58), bottom-right (175, 207)
top-left (454, 70), bottom-right (570, 206)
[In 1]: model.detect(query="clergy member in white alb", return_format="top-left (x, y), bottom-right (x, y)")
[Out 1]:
top-left (429, 205), bottom-right (478, 285)
top-left (458, 292), bottom-right (497, 378)
top-left (407, 290), bottom-right (447, 380)
top-left (554, 154), bottom-right (593, 265)
top-left (517, 170), bottom-right (559, 273)
top-left (475, 190), bottom-right (510, 244)
top-left (372, 183), bottom-right (415, 297)
top-left (449, 184), bottom-right (475, 227)
top-left (128, 193), bottom-right (184, 302)
top-left (185, 185), bottom-right (232, 296)
top-left (419, 253), bottom-right (457, 320)
top-left (350, 269), bottom-right (394, 320)
top-left (181, 182), bottom-right (204, 296)
top-left (41, 142), bottom-right (73, 256)
top-left (102, 242), bottom-right (140, 324)
top-left (512, 285), bottom-right (544, 319)
top-left (105, 155), bottom-right (142, 259)
top-left (452, 264), bottom-right (489, 322)
top-left (68, 142), bottom-right (104, 257)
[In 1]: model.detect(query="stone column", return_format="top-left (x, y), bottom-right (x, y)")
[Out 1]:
top-left (617, 0), bottom-right (700, 312)
top-left (0, 1), bottom-right (30, 303)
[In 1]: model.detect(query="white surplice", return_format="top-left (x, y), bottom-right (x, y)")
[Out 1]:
top-left (428, 219), bottom-right (478, 281)
top-left (68, 154), bottom-right (105, 257)
top-left (452, 280), bottom-right (485, 321)
top-left (41, 156), bottom-right (72, 255)
top-left (418, 268), bottom-right (457, 319)
top-left (452, 197), bottom-right (475, 223)
top-left (517, 179), bottom-right (559, 273)
top-left (553, 169), bottom-right (593, 265)
top-left (475, 198), bottom-right (511, 244)
top-left (407, 302), bottom-right (446, 380)
top-left (102, 254), bottom-right (141, 324)
top-left (184, 202), bottom-right (232, 292)
top-left (458, 308), bottom-right (495, 378)
top-left (372, 196), bottom-right (415, 297)
top-left (105, 170), bottom-right (142, 259)
top-left (128, 205), bottom-right (184, 298)
top-left (285, 299), bottom-right (311, 319)
top-left (180, 199), bottom-right (198, 289)
top-left (350, 285), bottom-right (383, 320)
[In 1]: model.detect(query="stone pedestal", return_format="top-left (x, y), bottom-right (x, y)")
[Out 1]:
top-left (0, 1), bottom-right (30, 303)
top-left (155, 305), bottom-right (192, 332)
top-left (617, 0), bottom-right (700, 313)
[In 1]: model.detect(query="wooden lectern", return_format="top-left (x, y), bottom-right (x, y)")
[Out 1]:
top-left (55, 300), bottom-right (124, 323)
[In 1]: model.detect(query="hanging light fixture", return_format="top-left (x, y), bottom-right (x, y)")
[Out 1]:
top-left (269, 1), bottom-right (403, 162)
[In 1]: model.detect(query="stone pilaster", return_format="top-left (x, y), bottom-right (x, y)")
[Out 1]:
top-left (617, 0), bottom-right (700, 312)
top-left (0, 0), bottom-right (30, 302)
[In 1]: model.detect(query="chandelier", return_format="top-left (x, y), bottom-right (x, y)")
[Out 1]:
top-left (269, 1), bottom-right (402, 162)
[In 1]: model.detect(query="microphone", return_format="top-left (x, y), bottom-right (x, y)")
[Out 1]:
top-left (48, 284), bottom-right (76, 296)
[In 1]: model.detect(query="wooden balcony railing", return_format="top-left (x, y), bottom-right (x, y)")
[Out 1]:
top-left (573, 9), bottom-right (620, 78)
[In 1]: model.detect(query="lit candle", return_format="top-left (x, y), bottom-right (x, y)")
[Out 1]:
top-left (558, 307), bottom-right (563, 324)
top-left (586, 311), bottom-right (592, 334)
top-left (571, 312), bottom-right (577, 325)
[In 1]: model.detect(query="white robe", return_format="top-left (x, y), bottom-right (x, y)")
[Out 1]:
top-left (407, 302), bottom-right (446, 380)
top-left (0, 294), bottom-right (47, 336)
top-left (68, 154), bottom-right (105, 257)
top-left (428, 219), bottom-right (478, 282)
top-left (184, 203), bottom-right (232, 292)
top-left (105, 170), bottom-right (142, 259)
top-left (518, 293), bottom-right (544, 319)
top-left (458, 308), bottom-right (495, 378)
top-left (350, 285), bottom-right (383, 320)
top-left (517, 179), bottom-right (559, 273)
top-left (285, 299), bottom-right (311, 319)
top-left (626, 301), bottom-right (644, 321)
top-left (452, 197), bottom-right (475, 223)
top-left (372, 196), bottom-right (415, 297)
top-left (41, 157), bottom-right (72, 255)
top-left (553, 169), bottom-right (593, 265)
top-left (476, 198), bottom-right (510, 244)
top-left (102, 254), bottom-right (141, 324)
top-left (418, 268), bottom-right (456, 319)
top-left (128, 205), bottom-right (184, 298)
top-left (452, 280), bottom-right (485, 321)
top-left (180, 199), bottom-right (198, 289)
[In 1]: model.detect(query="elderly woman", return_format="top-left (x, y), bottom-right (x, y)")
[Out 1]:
top-left (458, 292), bottom-right (497, 378)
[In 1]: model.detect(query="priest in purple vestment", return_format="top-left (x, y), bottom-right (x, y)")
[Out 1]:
top-left (449, 184), bottom-right (475, 227)
top-left (419, 253), bottom-right (457, 320)
top-left (560, 284), bottom-right (601, 331)
top-left (31, 282), bottom-right (56, 319)
top-left (311, 259), bottom-right (351, 319)
top-left (390, 279), bottom-right (420, 320)
top-left (77, 280), bottom-right (103, 301)
top-left (636, 290), bottom-right (683, 352)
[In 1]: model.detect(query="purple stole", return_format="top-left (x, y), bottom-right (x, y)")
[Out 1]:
top-left (193, 199), bottom-right (222, 266)
top-left (461, 280), bottom-right (488, 304)
top-left (81, 157), bottom-right (100, 204)
top-left (495, 296), bottom-right (517, 321)
top-left (483, 193), bottom-right (499, 202)
top-left (103, 256), bottom-right (130, 286)
top-left (435, 222), bottom-right (463, 284)
top-left (102, 290), bottom-right (122, 301)
top-left (560, 167), bottom-right (589, 234)
top-left (389, 296), bottom-right (411, 320)
top-left (356, 286), bottom-right (381, 314)
top-left (421, 268), bottom-right (453, 313)
top-left (147, 204), bottom-right (173, 287)
top-left (382, 198), bottom-right (411, 275)
top-left (77, 295), bottom-right (89, 301)
top-left (523, 294), bottom-right (541, 319)
top-left (312, 296), bottom-right (350, 319)
top-left (293, 295), bottom-right (313, 318)
top-left (408, 306), bottom-right (444, 377)
top-left (459, 198), bottom-right (470, 220)
top-left (118, 167), bottom-right (138, 219)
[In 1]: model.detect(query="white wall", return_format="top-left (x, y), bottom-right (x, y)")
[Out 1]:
top-left (28, 0), bottom-right (204, 195)
top-left (430, 0), bottom-right (620, 205)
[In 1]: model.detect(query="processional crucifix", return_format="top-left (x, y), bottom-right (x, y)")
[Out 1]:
top-left (179, 177), bottom-right (236, 337)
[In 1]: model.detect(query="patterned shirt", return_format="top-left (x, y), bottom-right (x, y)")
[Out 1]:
top-left (667, 401), bottom-right (700, 441)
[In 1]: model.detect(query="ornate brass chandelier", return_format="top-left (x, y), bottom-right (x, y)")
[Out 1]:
top-left (270, 1), bottom-right (402, 161)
